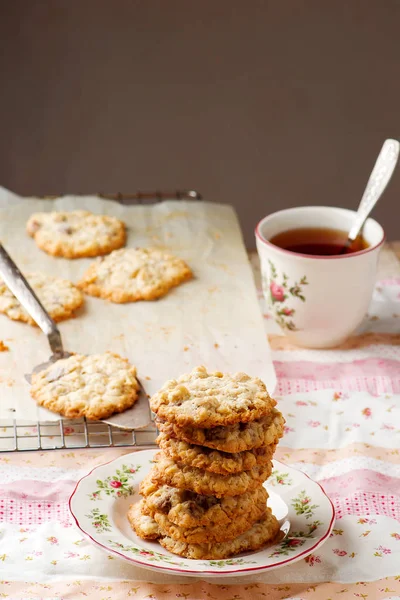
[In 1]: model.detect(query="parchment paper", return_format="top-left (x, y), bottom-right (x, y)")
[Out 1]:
top-left (0, 186), bottom-right (276, 424)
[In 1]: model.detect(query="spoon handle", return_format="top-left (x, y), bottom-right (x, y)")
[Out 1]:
top-left (348, 138), bottom-right (400, 242)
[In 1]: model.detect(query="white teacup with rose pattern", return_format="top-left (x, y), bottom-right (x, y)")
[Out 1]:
top-left (255, 206), bottom-right (385, 348)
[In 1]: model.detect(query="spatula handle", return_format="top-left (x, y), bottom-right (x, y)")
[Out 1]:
top-left (0, 243), bottom-right (64, 356)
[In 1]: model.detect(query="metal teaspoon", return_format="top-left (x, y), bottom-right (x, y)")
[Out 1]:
top-left (341, 138), bottom-right (399, 253)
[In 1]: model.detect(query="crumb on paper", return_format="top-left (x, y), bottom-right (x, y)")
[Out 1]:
top-left (0, 377), bottom-right (15, 387)
top-left (0, 341), bottom-right (9, 352)
top-left (369, 316), bottom-right (379, 321)
top-left (214, 231), bottom-right (221, 240)
top-left (162, 211), bottom-right (189, 222)
top-left (183, 346), bottom-right (189, 351)
top-left (214, 343), bottom-right (219, 349)
top-left (208, 286), bottom-right (219, 294)
top-left (210, 261), bottom-right (234, 275)
top-left (161, 326), bottom-right (174, 337)
top-left (113, 334), bottom-right (125, 341)
top-left (145, 376), bottom-right (151, 381)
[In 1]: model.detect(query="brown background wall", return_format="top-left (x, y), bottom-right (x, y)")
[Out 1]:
top-left (0, 0), bottom-right (399, 247)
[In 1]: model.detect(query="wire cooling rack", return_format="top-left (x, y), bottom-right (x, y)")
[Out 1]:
top-left (0, 419), bottom-right (159, 452)
top-left (0, 189), bottom-right (201, 453)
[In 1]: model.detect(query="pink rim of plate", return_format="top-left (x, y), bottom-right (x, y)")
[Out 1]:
top-left (68, 455), bottom-right (336, 576)
top-left (255, 210), bottom-right (386, 261)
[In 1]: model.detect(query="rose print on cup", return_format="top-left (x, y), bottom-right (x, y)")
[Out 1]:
top-left (262, 260), bottom-right (308, 331)
top-left (270, 281), bottom-right (286, 302)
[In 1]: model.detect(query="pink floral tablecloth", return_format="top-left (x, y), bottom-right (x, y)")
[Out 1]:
top-left (1, 254), bottom-right (400, 599)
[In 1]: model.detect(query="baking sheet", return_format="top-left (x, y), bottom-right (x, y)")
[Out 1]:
top-left (0, 186), bottom-right (276, 424)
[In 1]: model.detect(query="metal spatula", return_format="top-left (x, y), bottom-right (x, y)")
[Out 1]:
top-left (0, 243), bottom-right (72, 381)
top-left (0, 242), bottom-right (152, 430)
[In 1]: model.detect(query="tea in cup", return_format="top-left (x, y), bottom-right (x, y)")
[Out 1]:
top-left (255, 206), bottom-right (385, 348)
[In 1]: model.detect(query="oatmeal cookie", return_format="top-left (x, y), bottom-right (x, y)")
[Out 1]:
top-left (128, 500), bottom-right (161, 540)
top-left (140, 476), bottom-right (268, 528)
top-left (149, 454), bottom-right (272, 497)
top-left (77, 247), bottom-right (192, 302)
top-left (26, 210), bottom-right (126, 258)
top-left (159, 508), bottom-right (281, 559)
top-left (0, 272), bottom-right (84, 326)
top-left (157, 432), bottom-right (277, 474)
top-left (150, 366), bottom-right (276, 428)
top-left (157, 408), bottom-right (285, 453)
top-left (30, 352), bottom-right (139, 420)
top-left (129, 500), bottom-right (281, 559)
top-left (149, 501), bottom-right (267, 544)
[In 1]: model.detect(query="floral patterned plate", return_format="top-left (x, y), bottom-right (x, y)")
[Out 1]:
top-left (69, 449), bottom-right (335, 577)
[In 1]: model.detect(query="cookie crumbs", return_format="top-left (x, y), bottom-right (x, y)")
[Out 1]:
top-left (214, 343), bottom-right (219, 349)
top-left (113, 334), bottom-right (125, 340)
top-left (183, 346), bottom-right (189, 351)
top-left (0, 341), bottom-right (9, 352)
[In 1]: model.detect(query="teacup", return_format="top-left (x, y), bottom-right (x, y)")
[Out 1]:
top-left (255, 206), bottom-right (385, 348)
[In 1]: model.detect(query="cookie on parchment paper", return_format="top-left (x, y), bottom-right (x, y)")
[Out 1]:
top-left (0, 272), bottom-right (83, 326)
top-left (26, 210), bottom-right (126, 258)
top-left (30, 352), bottom-right (139, 420)
top-left (77, 247), bottom-right (192, 303)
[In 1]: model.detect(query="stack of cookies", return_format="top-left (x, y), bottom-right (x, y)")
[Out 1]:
top-left (128, 366), bottom-right (285, 559)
